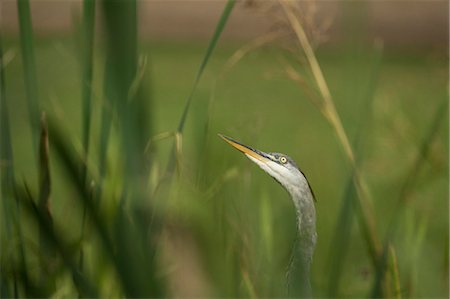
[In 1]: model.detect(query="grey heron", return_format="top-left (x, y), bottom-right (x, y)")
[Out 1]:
top-left (219, 134), bottom-right (317, 298)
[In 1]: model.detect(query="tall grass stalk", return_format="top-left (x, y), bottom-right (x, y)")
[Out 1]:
top-left (37, 113), bottom-right (56, 289)
top-left (1, 32), bottom-right (30, 299)
top-left (390, 99), bottom-right (447, 231)
top-left (101, 0), bottom-right (153, 206)
top-left (17, 0), bottom-right (40, 154)
top-left (143, 8), bottom-right (238, 292)
top-left (327, 43), bottom-right (383, 297)
top-left (15, 182), bottom-right (98, 297)
top-left (0, 34), bottom-right (15, 244)
top-left (165, 0), bottom-right (236, 177)
top-left (403, 215), bottom-right (428, 297)
top-left (80, 0), bottom-right (95, 182)
top-left (101, 0), bottom-right (138, 185)
top-left (78, 0), bottom-right (96, 275)
top-left (279, 0), bottom-right (381, 265)
top-left (389, 245), bottom-right (402, 299)
top-left (47, 121), bottom-right (137, 296)
top-left (372, 99), bottom-right (448, 297)
top-left (196, 30), bottom-right (284, 185)
top-left (99, 0), bottom-right (164, 296)
top-left (0, 34), bottom-right (17, 298)
top-left (150, 0), bottom-right (236, 240)
top-left (97, 62), bottom-right (114, 202)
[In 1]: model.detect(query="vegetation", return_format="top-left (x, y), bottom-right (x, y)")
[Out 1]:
top-left (1, 0), bottom-right (448, 297)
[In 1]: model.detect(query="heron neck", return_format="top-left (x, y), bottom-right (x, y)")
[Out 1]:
top-left (285, 182), bottom-right (317, 245)
top-left (285, 183), bottom-right (317, 298)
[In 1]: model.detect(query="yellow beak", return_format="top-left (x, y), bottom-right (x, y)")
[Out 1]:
top-left (219, 134), bottom-right (270, 163)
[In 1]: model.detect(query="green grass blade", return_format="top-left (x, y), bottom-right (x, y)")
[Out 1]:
top-left (327, 44), bottom-right (383, 297)
top-left (47, 120), bottom-right (114, 258)
top-left (371, 98), bottom-right (447, 297)
top-left (395, 98), bottom-right (448, 216)
top-left (46, 121), bottom-right (121, 295)
top-left (48, 120), bottom-right (163, 297)
top-left (388, 245), bottom-right (402, 299)
top-left (78, 0), bottom-right (96, 277)
top-left (148, 3), bottom-right (237, 269)
top-left (0, 277), bottom-right (12, 298)
top-left (281, 1), bottom-right (383, 270)
top-left (38, 114), bottom-right (51, 221)
top-left (407, 217), bottom-right (429, 297)
top-left (0, 32), bottom-right (17, 299)
top-left (164, 0), bottom-right (236, 176)
top-left (81, 0), bottom-right (96, 182)
top-left (101, 0), bottom-right (152, 205)
top-left (37, 113), bottom-right (57, 290)
top-left (1, 33), bottom-right (31, 299)
top-left (0, 32), bottom-right (15, 240)
top-left (326, 177), bottom-right (355, 296)
top-left (14, 267), bottom-right (48, 298)
top-left (96, 61), bottom-right (114, 203)
top-left (17, 0), bottom-right (40, 154)
top-left (113, 205), bottom-right (164, 297)
top-left (176, 0), bottom-right (236, 133)
top-left (15, 183), bottom-right (98, 297)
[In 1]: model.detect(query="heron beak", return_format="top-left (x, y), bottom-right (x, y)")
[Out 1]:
top-left (219, 134), bottom-right (270, 163)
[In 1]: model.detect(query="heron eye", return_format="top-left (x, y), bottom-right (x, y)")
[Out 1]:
top-left (280, 156), bottom-right (287, 164)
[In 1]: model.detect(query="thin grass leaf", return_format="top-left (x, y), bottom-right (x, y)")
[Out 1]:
top-left (327, 43), bottom-right (383, 297)
top-left (96, 62), bottom-right (114, 203)
top-left (0, 32), bottom-right (15, 239)
top-left (389, 245), bottom-right (402, 299)
top-left (98, 21), bottom-right (160, 294)
top-left (394, 98), bottom-right (448, 218)
top-left (77, 182), bottom-right (94, 277)
top-left (144, 131), bottom-right (178, 154)
top-left (1, 48), bottom-right (17, 68)
top-left (46, 119), bottom-right (118, 294)
top-left (37, 113), bottom-right (57, 290)
top-left (177, 0), bottom-right (236, 133)
top-left (408, 217), bottom-right (428, 297)
top-left (0, 34), bottom-right (31, 299)
top-left (17, 0), bottom-right (40, 154)
top-left (113, 204), bottom-right (164, 297)
top-left (223, 31), bottom-right (282, 73)
top-left (0, 277), bottom-right (11, 298)
top-left (142, 8), bottom-right (238, 291)
top-left (14, 268), bottom-right (48, 298)
top-left (48, 120), bottom-right (163, 297)
top-left (326, 177), bottom-right (355, 296)
top-left (127, 55), bottom-right (148, 102)
top-left (279, 0), bottom-right (381, 267)
top-left (78, 0), bottom-right (96, 279)
top-left (372, 99), bottom-right (448, 297)
top-left (101, 0), bottom-right (153, 207)
top-left (0, 32), bottom-right (17, 299)
top-left (194, 28), bottom-right (276, 186)
top-left (47, 120), bottom-right (114, 259)
top-left (38, 113), bottom-right (51, 222)
top-left (15, 183), bottom-right (98, 298)
top-left (195, 26), bottom-right (274, 185)
top-left (45, 123), bottom-right (121, 295)
top-left (165, 0), bottom-right (236, 176)
top-left (80, 0), bottom-right (95, 184)
top-left (147, 2), bottom-right (237, 263)
top-left (101, 0), bottom-right (137, 166)
top-left (242, 268), bottom-right (258, 298)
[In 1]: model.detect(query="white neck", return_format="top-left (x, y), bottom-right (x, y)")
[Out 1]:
top-left (285, 176), bottom-right (317, 298)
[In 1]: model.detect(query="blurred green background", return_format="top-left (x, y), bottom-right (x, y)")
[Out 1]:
top-left (1, 0), bottom-right (448, 298)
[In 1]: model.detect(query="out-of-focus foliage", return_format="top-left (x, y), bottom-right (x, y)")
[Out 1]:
top-left (1, 0), bottom-right (448, 298)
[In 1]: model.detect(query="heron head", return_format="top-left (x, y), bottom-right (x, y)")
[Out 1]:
top-left (219, 134), bottom-right (304, 190)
